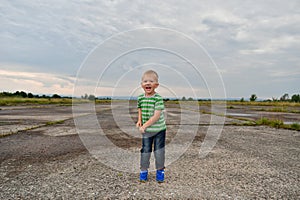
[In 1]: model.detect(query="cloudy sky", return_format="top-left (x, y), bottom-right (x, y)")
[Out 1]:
top-left (1, 0), bottom-right (299, 99)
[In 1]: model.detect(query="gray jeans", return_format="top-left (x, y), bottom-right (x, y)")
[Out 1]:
top-left (140, 129), bottom-right (166, 170)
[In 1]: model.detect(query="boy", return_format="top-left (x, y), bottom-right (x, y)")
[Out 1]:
top-left (136, 70), bottom-right (166, 183)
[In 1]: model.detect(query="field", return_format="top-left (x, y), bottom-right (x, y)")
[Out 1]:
top-left (0, 101), bottom-right (299, 199)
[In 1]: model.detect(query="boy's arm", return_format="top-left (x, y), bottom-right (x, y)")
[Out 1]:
top-left (139, 110), bottom-right (161, 133)
top-left (136, 108), bottom-right (142, 127)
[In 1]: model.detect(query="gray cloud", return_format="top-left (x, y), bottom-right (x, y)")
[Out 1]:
top-left (0, 0), bottom-right (299, 98)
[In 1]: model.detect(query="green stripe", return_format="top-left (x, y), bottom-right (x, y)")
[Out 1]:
top-left (137, 93), bottom-right (166, 132)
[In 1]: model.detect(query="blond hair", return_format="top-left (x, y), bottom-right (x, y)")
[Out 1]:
top-left (142, 70), bottom-right (159, 82)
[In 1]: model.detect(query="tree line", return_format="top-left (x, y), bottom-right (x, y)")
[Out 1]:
top-left (180, 93), bottom-right (300, 102)
top-left (248, 93), bottom-right (300, 102)
top-left (1, 91), bottom-right (299, 102)
top-left (275, 93), bottom-right (300, 102)
top-left (0, 91), bottom-right (63, 99)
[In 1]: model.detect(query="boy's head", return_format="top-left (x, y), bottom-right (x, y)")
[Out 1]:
top-left (142, 70), bottom-right (159, 82)
top-left (141, 70), bottom-right (159, 96)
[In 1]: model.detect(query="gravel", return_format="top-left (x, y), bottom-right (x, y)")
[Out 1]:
top-left (0, 104), bottom-right (299, 199)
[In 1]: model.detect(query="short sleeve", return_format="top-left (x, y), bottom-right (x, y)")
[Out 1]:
top-left (137, 96), bottom-right (142, 108)
top-left (155, 96), bottom-right (164, 110)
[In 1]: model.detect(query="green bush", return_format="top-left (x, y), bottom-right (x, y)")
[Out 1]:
top-left (270, 119), bottom-right (284, 129)
top-left (256, 117), bottom-right (270, 125)
top-left (256, 117), bottom-right (284, 128)
top-left (291, 123), bottom-right (300, 131)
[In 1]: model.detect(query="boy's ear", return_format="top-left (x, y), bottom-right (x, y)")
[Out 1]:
top-left (155, 82), bottom-right (159, 88)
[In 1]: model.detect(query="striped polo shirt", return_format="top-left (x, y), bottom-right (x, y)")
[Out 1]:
top-left (137, 93), bottom-right (166, 133)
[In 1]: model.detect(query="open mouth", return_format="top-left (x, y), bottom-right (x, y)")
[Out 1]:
top-left (145, 86), bottom-right (152, 90)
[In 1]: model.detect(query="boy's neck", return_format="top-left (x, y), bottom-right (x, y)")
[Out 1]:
top-left (145, 92), bottom-right (156, 97)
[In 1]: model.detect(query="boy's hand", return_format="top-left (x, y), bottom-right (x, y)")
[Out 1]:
top-left (136, 121), bottom-right (145, 133)
top-left (139, 126), bottom-right (145, 134)
top-left (136, 121), bottom-right (142, 128)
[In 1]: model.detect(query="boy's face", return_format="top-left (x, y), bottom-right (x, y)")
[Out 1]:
top-left (141, 74), bottom-right (159, 96)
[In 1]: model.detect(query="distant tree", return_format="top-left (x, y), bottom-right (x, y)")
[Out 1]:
top-left (187, 97), bottom-right (194, 101)
top-left (82, 94), bottom-right (88, 99)
top-left (14, 91), bottom-right (20, 96)
top-left (88, 94), bottom-right (95, 101)
top-left (52, 94), bottom-right (61, 98)
top-left (20, 91), bottom-right (27, 98)
top-left (182, 96), bottom-right (186, 101)
top-left (291, 94), bottom-right (300, 102)
top-left (250, 94), bottom-right (257, 102)
top-left (240, 97), bottom-right (244, 102)
top-left (280, 93), bottom-right (289, 101)
top-left (272, 97), bottom-right (278, 102)
top-left (0, 92), bottom-right (12, 97)
top-left (28, 93), bottom-right (34, 98)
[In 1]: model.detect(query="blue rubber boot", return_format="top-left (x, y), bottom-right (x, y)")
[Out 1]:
top-left (139, 170), bottom-right (148, 182)
top-left (156, 169), bottom-right (165, 183)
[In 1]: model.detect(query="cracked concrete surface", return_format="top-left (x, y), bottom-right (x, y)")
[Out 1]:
top-left (0, 103), bottom-right (299, 199)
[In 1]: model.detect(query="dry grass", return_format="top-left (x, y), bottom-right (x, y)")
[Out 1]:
top-left (0, 97), bottom-right (97, 106)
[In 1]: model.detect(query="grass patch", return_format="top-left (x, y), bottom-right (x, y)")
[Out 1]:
top-left (95, 99), bottom-right (112, 104)
top-left (0, 97), bottom-right (74, 106)
top-left (290, 123), bottom-right (300, 131)
top-left (200, 110), bottom-right (212, 114)
top-left (0, 120), bottom-right (68, 138)
top-left (227, 101), bottom-right (300, 107)
top-left (255, 117), bottom-right (300, 131)
top-left (0, 97), bottom-right (102, 106)
top-left (252, 107), bottom-right (300, 114)
top-left (229, 121), bottom-right (256, 126)
top-left (255, 117), bottom-right (284, 128)
top-left (0, 121), bottom-right (11, 125)
top-left (45, 120), bottom-right (65, 126)
top-left (267, 107), bottom-right (288, 112)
